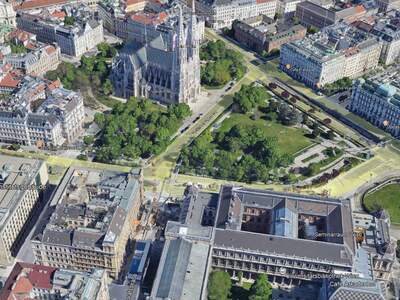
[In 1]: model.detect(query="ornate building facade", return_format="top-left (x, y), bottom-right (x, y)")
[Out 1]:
top-left (111, 3), bottom-right (201, 104)
top-left (0, 0), bottom-right (16, 27)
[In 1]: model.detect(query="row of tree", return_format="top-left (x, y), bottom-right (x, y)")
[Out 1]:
top-left (93, 97), bottom-right (191, 163)
top-left (200, 40), bottom-right (246, 87)
top-left (208, 271), bottom-right (272, 300)
top-left (323, 77), bottom-right (352, 95)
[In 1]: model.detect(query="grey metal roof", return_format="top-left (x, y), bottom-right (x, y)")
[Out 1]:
top-left (329, 277), bottom-right (385, 300)
top-left (151, 238), bottom-right (210, 300)
top-left (120, 35), bottom-right (174, 71)
top-left (179, 186), bottom-right (218, 226)
top-left (156, 238), bottom-right (192, 299)
top-left (213, 228), bottom-right (353, 267)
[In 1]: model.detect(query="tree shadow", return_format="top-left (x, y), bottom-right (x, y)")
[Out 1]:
top-left (231, 285), bottom-right (251, 300)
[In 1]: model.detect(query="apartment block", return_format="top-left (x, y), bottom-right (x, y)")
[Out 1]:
top-left (0, 77), bottom-right (84, 147)
top-left (0, 262), bottom-right (109, 299)
top-left (196, 0), bottom-right (277, 29)
top-left (31, 167), bottom-right (144, 280)
top-left (4, 43), bottom-right (60, 76)
top-left (354, 11), bottom-right (400, 65)
top-left (348, 68), bottom-right (400, 139)
top-left (295, 1), bottom-right (366, 29)
top-left (376, 0), bottom-right (400, 12)
top-left (0, 155), bottom-right (48, 266)
top-left (98, 1), bottom-right (205, 43)
top-left (0, 0), bottom-right (16, 27)
top-left (233, 16), bottom-right (306, 53)
top-left (280, 22), bottom-right (382, 88)
top-left (16, 4), bottom-right (104, 57)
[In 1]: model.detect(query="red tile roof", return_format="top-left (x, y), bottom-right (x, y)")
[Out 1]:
top-left (14, 0), bottom-right (69, 10)
top-left (12, 277), bottom-right (33, 295)
top-left (44, 45), bottom-right (57, 55)
top-left (8, 29), bottom-right (35, 43)
top-left (50, 10), bottom-right (66, 19)
top-left (130, 11), bottom-right (168, 25)
top-left (0, 73), bottom-right (21, 88)
top-left (47, 79), bottom-right (61, 90)
top-left (126, 0), bottom-right (146, 5)
top-left (0, 263), bottom-right (57, 300)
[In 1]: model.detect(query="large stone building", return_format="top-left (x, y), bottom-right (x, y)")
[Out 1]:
top-left (31, 167), bottom-right (144, 280)
top-left (150, 222), bottom-right (212, 300)
top-left (277, 0), bottom-right (332, 19)
top-left (352, 210), bottom-right (396, 283)
top-left (196, 0), bottom-right (277, 29)
top-left (0, 77), bottom-right (84, 147)
top-left (159, 186), bottom-right (358, 288)
top-left (210, 186), bottom-right (356, 285)
top-left (16, 4), bottom-right (104, 57)
top-left (0, 0), bottom-right (16, 27)
top-left (232, 16), bottom-right (306, 53)
top-left (295, 1), bottom-right (366, 29)
top-left (280, 23), bottom-right (382, 88)
top-left (354, 11), bottom-right (400, 65)
top-left (348, 68), bottom-right (400, 139)
top-left (4, 43), bottom-right (60, 76)
top-left (0, 155), bottom-right (48, 266)
top-left (0, 262), bottom-right (109, 299)
top-left (376, 0), bottom-right (400, 12)
top-left (111, 4), bottom-right (201, 104)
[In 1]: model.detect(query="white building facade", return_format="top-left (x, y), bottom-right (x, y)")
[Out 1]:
top-left (0, 0), bottom-right (16, 27)
top-left (349, 78), bottom-right (400, 139)
top-left (196, 0), bottom-right (277, 29)
top-left (280, 24), bottom-right (382, 88)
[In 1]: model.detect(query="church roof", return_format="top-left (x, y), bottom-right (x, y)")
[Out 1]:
top-left (121, 35), bottom-right (174, 70)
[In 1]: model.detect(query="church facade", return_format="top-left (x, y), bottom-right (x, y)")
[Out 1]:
top-left (111, 4), bottom-right (201, 105)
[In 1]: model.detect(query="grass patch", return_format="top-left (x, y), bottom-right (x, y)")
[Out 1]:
top-left (364, 184), bottom-right (400, 223)
top-left (308, 148), bottom-right (343, 174)
top-left (301, 153), bottom-right (319, 163)
top-left (96, 95), bottom-right (122, 108)
top-left (218, 113), bottom-right (313, 156)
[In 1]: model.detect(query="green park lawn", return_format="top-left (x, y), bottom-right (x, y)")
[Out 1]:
top-left (218, 113), bottom-right (314, 156)
top-left (363, 184), bottom-right (400, 224)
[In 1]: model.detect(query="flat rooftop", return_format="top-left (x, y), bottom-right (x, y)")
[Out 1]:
top-left (0, 155), bottom-right (43, 228)
top-left (151, 237), bottom-right (210, 300)
top-left (285, 22), bottom-right (378, 62)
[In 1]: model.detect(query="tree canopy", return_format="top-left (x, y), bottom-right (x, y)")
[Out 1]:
top-left (45, 44), bottom-right (117, 103)
top-left (200, 40), bottom-right (246, 87)
top-left (94, 98), bottom-right (191, 162)
top-left (233, 85), bottom-right (268, 113)
top-left (181, 121), bottom-right (293, 183)
top-left (249, 274), bottom-right (272, 300)
top-left (207, 271), bottom-right (231, 300)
